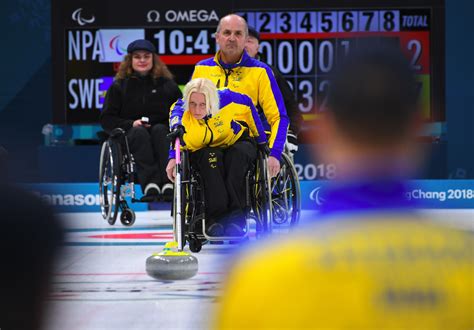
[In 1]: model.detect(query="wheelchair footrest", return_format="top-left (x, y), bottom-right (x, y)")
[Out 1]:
top-left (139, 195), bottom-right (160, 202)
top-left (161, 194), bottom-right (173, 203)
top-left (229, 239), bottom-right (248, 244)
top-left (137, 194), bottom-right (173, 203)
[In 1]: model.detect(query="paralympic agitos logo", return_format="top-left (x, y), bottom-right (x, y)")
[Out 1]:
top-left (72, 8), bottom-right (95, 26)
top-left (309, 187), bottom-right (326, 206)
top-left (109, 35), bottom-right (128, 56)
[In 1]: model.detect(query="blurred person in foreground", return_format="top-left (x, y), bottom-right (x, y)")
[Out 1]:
top-left (0, 183), bottom-right (64, 329)
top-left (214, 48), bottom-right (474, 329)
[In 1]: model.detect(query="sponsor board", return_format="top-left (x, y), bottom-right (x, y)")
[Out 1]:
top-left (145, 9), bottom-right (219, 23)
top-left (23, 180), bottom-right (474, 213)
top-left (24, 183), bottom-right (147, 213)
top-left (301, 180), bottom-right (474, 210)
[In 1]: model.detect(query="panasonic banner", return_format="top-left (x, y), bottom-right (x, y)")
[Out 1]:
top-left (21, 180), bottom-right (474, 213)
top-left (25, 183), bottom-right (147, 213)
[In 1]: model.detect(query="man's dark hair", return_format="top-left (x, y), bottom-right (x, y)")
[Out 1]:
top-left (248, 26), bottom-right (260, 42)
top-left (327, 45), bottom-right (419, 146)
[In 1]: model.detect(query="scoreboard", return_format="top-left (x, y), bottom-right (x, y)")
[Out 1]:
top-left (239, 9), bottom-right (435, 123)
top-left (52, 0), bottom-right (444, 138)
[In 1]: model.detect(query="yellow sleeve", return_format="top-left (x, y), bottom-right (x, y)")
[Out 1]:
top-left (243, 108), bottom-right (258, 138)
top-left (192, 65), bottom-right (205, 80)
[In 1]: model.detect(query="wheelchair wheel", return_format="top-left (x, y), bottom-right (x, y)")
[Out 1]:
top-left (251, 154), bottom-right (273, 237)
top-left (120, 208), bottom-right (136, 226)
top-left (188, 235), bottom-right (202, 253)
top-left (99, 140), bottom-right (121, 225)
top-left (270, 153), bottom-right (301, 230)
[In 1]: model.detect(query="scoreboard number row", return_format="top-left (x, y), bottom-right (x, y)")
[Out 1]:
top-left (288, 76), bottom-right (429, 119)
top-left (238, 11), bottom-right (402, 33)
top-left (260, 38), bottom-right (426, 76)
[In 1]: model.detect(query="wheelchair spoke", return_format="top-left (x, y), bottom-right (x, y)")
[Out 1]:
top-left (271, 167), bottom-right (285, 191)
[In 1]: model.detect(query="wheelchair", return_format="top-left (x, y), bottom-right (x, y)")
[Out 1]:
top-left (98, 128), bottom-right (142, 226)
top-left (172, 138), bottom-right (301, 253)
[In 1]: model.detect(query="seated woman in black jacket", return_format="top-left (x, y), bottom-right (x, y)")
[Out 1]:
top-left (100, 39), bottom-right (182, 198)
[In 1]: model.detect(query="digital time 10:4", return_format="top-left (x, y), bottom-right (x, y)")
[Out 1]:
top-left (153, 29), bottom-right (216, 55)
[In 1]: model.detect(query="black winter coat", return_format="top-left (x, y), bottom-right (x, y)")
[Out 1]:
top-left (100, 74), bottom-right (182, 132)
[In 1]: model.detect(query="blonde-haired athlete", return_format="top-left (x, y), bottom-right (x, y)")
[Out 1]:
top-left (167, 78), bottom-right (267, 237)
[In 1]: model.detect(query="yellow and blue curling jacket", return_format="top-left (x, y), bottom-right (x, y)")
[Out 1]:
top-left (170, 50), bottom-right (288, 160)
top-left (215, 216), bottom-right (474, 329)
top-left (214, 180), bottom-right (474, 329)
top-left (169, 88), bottom-right (267, 159)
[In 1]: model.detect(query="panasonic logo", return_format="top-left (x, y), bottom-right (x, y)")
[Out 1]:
top-left (33, 192), bottom-right (100, 206)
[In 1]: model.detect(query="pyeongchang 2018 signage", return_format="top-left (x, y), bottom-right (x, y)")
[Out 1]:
top-left (301, 180), bottom-right (474, 210)
top-left (23, 180), bottom-right (474, 213)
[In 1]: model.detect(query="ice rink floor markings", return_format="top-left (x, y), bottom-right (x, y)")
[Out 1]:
top-left (50, 278), bottom-right (222, 301)
top-left (65, 227), bottom-right (174, 246)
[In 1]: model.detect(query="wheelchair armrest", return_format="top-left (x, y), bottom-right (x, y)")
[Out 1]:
top-left (96, 131), bottom-right (110, 143)
top-left (257, 143), bottom-right (271, 157)
top-left (110, 128), bottom-right (126, 138)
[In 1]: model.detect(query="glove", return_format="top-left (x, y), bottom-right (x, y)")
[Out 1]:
top-left (286, 130), bottom-right (298, 155)
top-left (167, 125), bottom-right (186, 146)
top-left (257, 143), bottom-right (271, 156)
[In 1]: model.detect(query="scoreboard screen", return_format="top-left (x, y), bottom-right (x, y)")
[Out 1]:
top-left (52, 0), bottom-right (445, 138)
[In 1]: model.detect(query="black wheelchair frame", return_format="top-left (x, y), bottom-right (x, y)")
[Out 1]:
top-left (173, 142), bottom-right (301, 253)
top-left (98, 128), bottom-right (301, 241)
top-left (98, 128), bottom-right (140, 226)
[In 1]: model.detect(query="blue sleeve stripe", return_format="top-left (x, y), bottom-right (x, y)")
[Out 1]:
top-left (168, 148), bottom-right (176, 159)
top-left (196, 57), bottom-right (218, 67)
top-left (218, 89), bottom-right (233, 108)
top-left (264, 66), bottom-right (289, 160)
top-left (170, 98), bottom-right (185, 128)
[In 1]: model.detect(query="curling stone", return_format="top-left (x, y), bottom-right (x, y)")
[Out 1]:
top-left (146, 241), bottom-right (198, 280)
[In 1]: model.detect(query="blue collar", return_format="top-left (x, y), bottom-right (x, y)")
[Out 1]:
top-left (217, 50), bottom-right (250, 70)
top-left (318, 178), bottom-right (420, 215)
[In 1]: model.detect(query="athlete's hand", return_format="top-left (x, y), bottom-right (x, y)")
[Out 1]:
top-left (267, 156), bottom-right (280, 178)
top-left (166, 159), bottom-right (176, 182)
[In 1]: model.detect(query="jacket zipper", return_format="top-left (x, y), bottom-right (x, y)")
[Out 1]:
top-left (224, 68), bottom-right (233, 87)
top-left (203, 118), bottom-right (214, 146)
top-left (217, 60), bottom-right (233, 88)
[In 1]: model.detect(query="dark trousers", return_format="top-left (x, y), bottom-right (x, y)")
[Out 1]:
top-left (126, 124), bottom-right (170, 191)
top-left (190, 140), bottom-right (256, 227)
